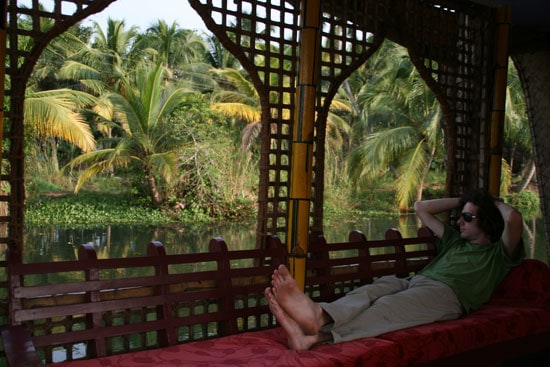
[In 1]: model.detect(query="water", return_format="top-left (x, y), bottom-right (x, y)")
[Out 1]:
top-left (22, 215), bottom-right (549, 264)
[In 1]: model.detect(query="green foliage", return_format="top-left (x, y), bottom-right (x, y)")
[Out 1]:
top-left (346, 41), bottom-right (444, 211)
top-left (25, 191), bottom-right (169, 226)
top-left (504, 191), bottom-right (541, 220)
top-left (22, 18), bottom-right (541, 230)
top-left (26, 177), bottom-right (72, 197)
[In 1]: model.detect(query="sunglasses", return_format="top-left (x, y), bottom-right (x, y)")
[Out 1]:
top-left (461, 212), bottom-right (477, 223)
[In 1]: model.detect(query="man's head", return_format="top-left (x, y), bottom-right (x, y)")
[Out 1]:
top-left (458, 190), bottom-right (504, 243)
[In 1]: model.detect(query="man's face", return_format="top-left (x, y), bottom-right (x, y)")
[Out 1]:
top-left (457, 202), bottom-right (487, 244)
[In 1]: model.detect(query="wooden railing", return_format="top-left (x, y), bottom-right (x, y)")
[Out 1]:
top-left (306, 227), bottom-right (436, 302)
top-left (2, 228), bottom-right (437, 365)
top-left (4, 236), bottom-right (286, 364)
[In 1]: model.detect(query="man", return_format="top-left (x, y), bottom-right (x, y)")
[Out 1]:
top-left (264, 190), bottom-right (525, 350)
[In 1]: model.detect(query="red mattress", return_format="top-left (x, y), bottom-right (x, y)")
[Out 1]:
top-left (50, 260), bottom-right (550, 367)
top-left (378, 259), bottom-right (550, 365)
top-left (50, 327), bottom-right (403, 367)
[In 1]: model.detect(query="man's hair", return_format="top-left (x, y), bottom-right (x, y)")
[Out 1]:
top-left (460, 190), bottom-right (504, 242)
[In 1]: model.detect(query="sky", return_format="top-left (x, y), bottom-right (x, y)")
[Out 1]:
top-left (85, 0), bottom-right (209, 32)
top-left (18, 0), bottom-right (209, 33)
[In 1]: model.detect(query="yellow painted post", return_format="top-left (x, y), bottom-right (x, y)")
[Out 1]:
top-left (287, 0), bottom-right (321, 290)
top-left (488, 5), bottom-right (511, 196)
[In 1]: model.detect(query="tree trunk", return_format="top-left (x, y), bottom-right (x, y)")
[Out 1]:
top-left (518, 160), bottom-right (536, 192)
top-left (147, 174), bottom-right (163, 207)
top-left (50, 138), bottom-right (59, 172)
top-left (417, 146), bottom-right (437, 202)
top-left (343, 79), bottom-right (360, 117)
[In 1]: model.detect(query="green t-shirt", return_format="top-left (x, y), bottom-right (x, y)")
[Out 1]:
top-left (418, 225), bottom-right (524, 313)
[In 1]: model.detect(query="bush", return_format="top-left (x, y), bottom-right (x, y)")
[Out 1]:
top-left (25, 192), bottom-right (169, 226)
top-left (505, 190), bottom-right (540, 220)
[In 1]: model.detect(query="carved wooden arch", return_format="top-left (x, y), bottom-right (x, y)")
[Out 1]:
top-left (2, 0), bottom-right (117, 255)
top-left (188, 0), bottom-right (503, 250)
top-left (1, 0), bottom-right (503, 257)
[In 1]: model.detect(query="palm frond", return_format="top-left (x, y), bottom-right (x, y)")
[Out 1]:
top-left (24, 90), bottom-right (97, 152)
top-left (241, 121), bottom-right (262, 150)
top-left (211, 102), bottom-right (261, 124)
top-left (213, 68), bottom-right (258, 100)
top-left (146, 152), bottom-right (179, 184)
top-left (396, 142), bottom-right (429, 210)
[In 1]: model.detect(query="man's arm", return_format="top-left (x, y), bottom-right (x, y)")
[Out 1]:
top-left (495, 200), bottom-right (523, 259)
top-left (414, 197), bottom-right (462, 239)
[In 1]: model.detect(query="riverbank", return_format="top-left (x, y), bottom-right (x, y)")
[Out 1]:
top-left (21, 185), bottom-right (548, 264)
top-left (24, 178), bottom-right (541, 227)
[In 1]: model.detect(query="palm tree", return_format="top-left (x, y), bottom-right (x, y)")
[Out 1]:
top-left (25, 89), bottom-right (97, 172)
top-left (204, 35), bottom-right (240, 70)
top-left (505, 61), bottom-right (534, 192)
top-left (90, 18), bottom-right (143, 70)
top-left (30, 23), bottom-right (93, 90)
top-left (23, 20), bottom-right (97, 173)
top-left (209, 67), bottom-right (262, 150)
top-left (347, 42), bottom-right (443, 211)
top-left (140, 21), bottom-right (215, 92)
top-left (66, 63), bottom-right (196, 206)
top-left (142, 20), bottom-right (207, 69)
top-left (58, 19), bottom-right (155, 155)
top-left (59, 19), bottom-right (144, 95)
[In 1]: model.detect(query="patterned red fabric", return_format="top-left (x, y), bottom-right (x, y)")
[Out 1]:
top-left (490, 259), bottom-right (550, 306)
top-left (50, 328), bottom-right (402, 367)
top-left (379, 304), bottom-right (550, 364)
top-left (378, 259), bottom-right (550, 365)
top-left (50, 260), bottom-right (549, 367)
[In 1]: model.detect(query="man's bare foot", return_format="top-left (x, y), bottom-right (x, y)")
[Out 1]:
top-left (265, 287), bottom-right (330, 350)
top-left (270, 264), bottom-right (327, 335)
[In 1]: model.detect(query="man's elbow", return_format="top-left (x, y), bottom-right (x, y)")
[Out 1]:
top-left (506, 208), bottom-right (523, 228)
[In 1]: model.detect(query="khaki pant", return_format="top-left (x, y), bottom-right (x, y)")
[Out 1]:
top-left (319, 275), bottom-right (463, 343)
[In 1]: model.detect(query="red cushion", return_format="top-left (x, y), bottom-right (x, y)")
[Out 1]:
top-left (48, 260), bottom-right (550, 367)
top-left (378, 259), bottom-right (550, 365)
top-left (378, 304), bottom-right (550, 365)
top-left (490, 259), bottom-right (550, 306)
top-left (50, 328), bottom-right (403, 367)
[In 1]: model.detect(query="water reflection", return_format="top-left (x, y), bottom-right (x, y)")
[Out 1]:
top-left (22, 215), bottom-right (548, 264)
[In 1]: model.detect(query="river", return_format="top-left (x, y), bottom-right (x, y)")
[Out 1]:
top-left (22, 215), bottom-right (549, 264)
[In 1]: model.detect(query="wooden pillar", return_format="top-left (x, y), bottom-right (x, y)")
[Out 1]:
top-left (0, 0), bottom-right (6, 159)
top-left (488, 5), bottom-right (512, 196)
top-left (286, 0), bottom-right (321, 290)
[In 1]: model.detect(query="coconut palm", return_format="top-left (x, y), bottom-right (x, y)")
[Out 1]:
top-left (142, 20), bottom-right (207, 69)
top-left (65, 63), bottom-right (196, 206)
top-left (209, 67), bottom-right (262, 150)
top-left (58, 19), bottom-right (160, 155)
top-left (204, 35), bottom-right (240, 70)
top-left (59, 19), bottom-right (145, 95)
top-left (139, 21), bottom-right (216, 92)
top-left (30, 24), bottom-right (92, 90)
top-left (347, 42), bottom-right (444, 211)
top-left (505, 62), bottom-right (534, 192)
top-left (21, 18), bottom-right (97, 173)
top-left (24, 89), bottom-right (96, 151)
top-left (25, 89), bottom-right (97, 173)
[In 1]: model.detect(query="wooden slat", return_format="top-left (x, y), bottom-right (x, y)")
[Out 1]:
top-left (4, 237), bottom-right (286, 362)
top-left (3, 230), bottom-right (439, 363)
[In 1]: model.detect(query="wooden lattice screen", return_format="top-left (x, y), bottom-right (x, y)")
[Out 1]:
top-left (190, 0), bottom-right (386, 249)
top-left (0, 0), bottom-right (501, 254)
top-left (2, 0), bottom-right (117, 253)
top-left (402, 0), bottom-right (499, 195)
top-left (190, 0), bottom-right (500, 246)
